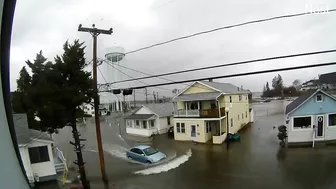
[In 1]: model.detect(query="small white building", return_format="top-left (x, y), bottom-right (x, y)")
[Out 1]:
top-left (285, 89), bottom-right (336, 144)
top-left (13, 114), bottom-right (66, 186)
top-left (125, 103), bottom-right (173, 137)
top-left (82, 103), bottom-right (108, 117)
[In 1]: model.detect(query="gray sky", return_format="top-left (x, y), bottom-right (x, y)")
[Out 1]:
top-left (10, 0), bottom-right (336, 102)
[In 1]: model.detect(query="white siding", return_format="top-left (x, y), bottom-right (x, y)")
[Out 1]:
top-left (126, 127), bottom-right (156, 137)
top-left (158, 116), bottom-right (171, 134)
top-left (19, 147), bottom-right (34, 183)
top-left (28, 141), bottom-right (56, 178)
top-left (325, 113), bottom-right (336, 140)
top-left (135, 107), bottom-right (153, 114)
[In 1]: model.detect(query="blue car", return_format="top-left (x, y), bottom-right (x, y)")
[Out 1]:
top-left (126, 145), bottom-right (167, 164)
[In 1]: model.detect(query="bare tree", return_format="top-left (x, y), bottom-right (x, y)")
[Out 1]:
top-left (292, 79), bottom-right (302, 90)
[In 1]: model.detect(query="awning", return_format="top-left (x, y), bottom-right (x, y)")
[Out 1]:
top-left (125, 114), bottom-right (155, 120)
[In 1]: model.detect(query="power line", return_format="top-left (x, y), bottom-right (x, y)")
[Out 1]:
top-left (125, 9), bottom-right (336, 54)
top-left (108, 49), bottom-right (336, 84)
top-left (104, 61), bottom-right (172, 92)
top-left (100, 61), bottom-right (336, 91)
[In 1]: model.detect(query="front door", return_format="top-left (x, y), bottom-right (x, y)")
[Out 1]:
top-left (315, 115), bottom-right (324, 138)
top-left (191, 125), bottom-right (196, 141)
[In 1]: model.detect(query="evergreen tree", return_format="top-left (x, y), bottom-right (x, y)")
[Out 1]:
top-left (266, 82), bottom-right (270, 92)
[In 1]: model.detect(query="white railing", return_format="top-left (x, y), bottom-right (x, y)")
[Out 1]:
top-left (54, 147), bottom-right (68, 171)
top-left (173, 109), bottom-right (200, 117)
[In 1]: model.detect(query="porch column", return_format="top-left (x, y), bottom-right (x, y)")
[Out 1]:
top-left (218, 100), bottom-right (222, 135)
top-left (185, 102), bottom-right (188, 117)
top-left (197, 101), bottom-right (200, 110)
top-left (147, 121), bottom-right (150, 130)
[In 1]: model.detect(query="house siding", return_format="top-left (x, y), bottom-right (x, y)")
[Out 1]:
top-left (220, 94), bottom-right (250, 134)
top-left (183, 83), bottom-right (217, 94)
top-left (287, 92), bottom-right (336, 143)
top-left (19, 147), bottom-right (34, 183)
top-left (158, 116), bottom-right (172, 134)
top-left (28, 141), bottom-right (57, 179)
top-left (174, 119), bottom-right (209, 142)
top-left (289, 93), bottom-right (336, 116)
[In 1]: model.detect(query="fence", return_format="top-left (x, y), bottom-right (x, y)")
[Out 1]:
top-left (252, 100), bottom-right (292, 117)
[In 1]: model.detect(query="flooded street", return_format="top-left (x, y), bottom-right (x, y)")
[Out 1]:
top-left (47, 102), bottom-right (336, 189)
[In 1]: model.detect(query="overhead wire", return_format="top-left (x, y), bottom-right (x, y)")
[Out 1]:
top-left (100, 60), bottom-right (336, 91)
top-left (125, 9), bottom-right (336, 54)
top-left (110, 49), bottom-right (336, 84)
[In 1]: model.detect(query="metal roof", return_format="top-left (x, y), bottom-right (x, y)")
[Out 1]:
top-left (172, 92), bottom-right (221, 102)
top-left (125, 114), bottom-right (155, 120)
top-left (319, 72), bottom-right (336, 84)
top-left (142, 103), bottom-right (174, 117)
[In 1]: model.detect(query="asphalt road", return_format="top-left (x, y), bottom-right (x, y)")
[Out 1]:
top-left (38, 108), bottom-right (336, 189)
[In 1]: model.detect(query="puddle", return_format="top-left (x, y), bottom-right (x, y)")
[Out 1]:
top-left (134, 149), bottom-right (192, 175)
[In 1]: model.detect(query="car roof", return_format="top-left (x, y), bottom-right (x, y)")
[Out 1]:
top-left (132, 145), bottom-right (151, 150)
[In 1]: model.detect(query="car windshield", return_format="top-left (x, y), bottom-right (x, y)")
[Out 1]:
top-left (143, 147), bottom-right (158, 156)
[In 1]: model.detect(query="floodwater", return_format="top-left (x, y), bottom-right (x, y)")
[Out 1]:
top-left (41, 102), bottom-right (336, 189)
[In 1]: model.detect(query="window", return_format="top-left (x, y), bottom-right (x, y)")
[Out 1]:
top-left (229, 96), bottom-right (232, 103)
top-left (150, 120), bottom-right (155, 127)
top-left (316, 94), bottom-right (323, 102)
top-left (230, 118), bottom-right (233, 127)
top-left (242, 113), bottom-right (244, 119)
top-left (238, 115), bottom-right (240, 121)
top-left (28, 146), bottom-right (50, 164)
top-left (176, 123), bottom-right (181, 133)
top-left (167, 117), bottom-right (171, 125)
top-left (293, 116), bottom-right (311, 129)
top-left (206, 122), bottom-right (212, 133)
top-left (136, 120), bottom-right (139, 126)
top-left (127, 120), bottom-right (133, 127)
top-left (239, 95), bottom-right (242, 101)
top-left (329, 114), bottom-right (336, 126)
top-left (181, 123), bottom-right (186, 133)
top-left (190, 102), bottom-right (198, 110)
top-left (91, 106), bottom-right (94, 110)
top-left (245, 111), bottom-right (247, 118)
top-left (143, 147), bottom-right (158, 156)
top-left (210, 103), bottom-right (217, 109)
top-left (131, 148), bottom-right (144, 155)
top-left (142, 121), bottom-right (147, 129)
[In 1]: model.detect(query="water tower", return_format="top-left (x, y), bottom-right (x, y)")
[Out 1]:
top-left (104, 46), bottom-right (127, 112)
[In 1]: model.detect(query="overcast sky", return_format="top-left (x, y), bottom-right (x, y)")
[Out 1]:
top-left (10, 0), bottom-right (336, 102)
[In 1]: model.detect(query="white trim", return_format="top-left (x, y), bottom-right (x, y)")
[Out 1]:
top-left (172, 81), bottom-right (221, 100)
top-left (174, 116), bottom-right (226, 121)
top-left (291, 115), bottom-right (313, 131)
top-left (327, 112), bottom-right (336, 127)
top-left (30, 138), bottom-right (54, 144)
top-left (287, 89), bottom-right (336, 115)
top-left (315, 94), bottom-right (323, 102)
top-left (133, 105), bottom-right (159, 117)
top-left (197, 81), bottom-right (222, 92)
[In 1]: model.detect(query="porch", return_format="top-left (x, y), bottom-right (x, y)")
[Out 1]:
top-left (173, 100), bottom-right (226, 118)
top-left (53, 147), bottom-right (67, 173)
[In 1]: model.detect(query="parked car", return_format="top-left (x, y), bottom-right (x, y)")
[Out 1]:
top-left (168, 126), bottom-right (174, 138)
top-left (126, 145), bottom-right (167, 164)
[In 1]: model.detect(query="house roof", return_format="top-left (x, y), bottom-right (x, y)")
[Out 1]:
top-left (319, 72), bottom-right (336, 84)
top-left (285, 89), bottom-right (336, 114)
top-left (126, 114), bottom-right (155, 120)
top-left (13, 114), bottom-right (53, 145)
top-left (200, 81), bottom-right (250, 94)
top-left (142, 103), bottom-right (174, 117)
top-left (172, 92), bottom-right (221, 102)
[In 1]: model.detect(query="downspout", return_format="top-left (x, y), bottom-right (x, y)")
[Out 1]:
top-left (216, 93), bottom-right (223, 142)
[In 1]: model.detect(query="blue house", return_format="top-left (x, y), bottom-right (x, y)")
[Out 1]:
top-left (285, 89), bottom-right (336, 144)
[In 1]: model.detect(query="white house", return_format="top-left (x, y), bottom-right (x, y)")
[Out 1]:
top-left (82, 103), bottom-right (108, 117)
top-left (13, 114), bottom-right (66, 186)
top-left (125, 103), bottom-right (174, 137)
top-left (285, 89), bottom-right (336, 144)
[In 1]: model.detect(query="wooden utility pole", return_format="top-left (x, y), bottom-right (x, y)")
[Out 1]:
top-left (153, 91), bottom-right (156, 103)
top-left (78, 24), bottom-right (112, 184)
top-left (145, 88), bottom-right (148, 104)
top-left (157, 92), bottom-right (159, 103)
top-left (133, 89), bottom-right (136, 108)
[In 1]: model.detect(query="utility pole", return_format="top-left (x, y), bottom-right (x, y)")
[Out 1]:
top-left (153, 91), bottom-right (156, 103)
top-left (133, 89), bottom-right (136, 108)
top-left (78, 24), bottom-right (112, 184)
top-left (145, 88), bottom-right (148, 104)
top-left (157, 92), bottom-right (159, 103)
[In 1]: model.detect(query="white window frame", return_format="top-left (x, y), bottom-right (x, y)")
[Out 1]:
top-left (316, 94), bottom-right (323, 102)
top-left (229, 96), bottom-right (232, 103)
top-left (150, 120), bottom-right (155, 128)
top-left (291, 115), bottom-right (313, 131)
top-left (181, 123), bottom-right (186, 133)
top-left (176, 122), bottom-right (181, 133)
top-left (327, 113), bottom-right (336, 127)
top-left (135, 120), bottom-right (140, 128)
top-left (239, 95), bottom-right (242, 101)
top-left (238, 115), bottom-right (240, 121)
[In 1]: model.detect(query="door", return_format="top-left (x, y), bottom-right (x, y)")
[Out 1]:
top-left (315, 115), bottom-right (324, 138)
top-left (191, 125), bottom-right (196, 141)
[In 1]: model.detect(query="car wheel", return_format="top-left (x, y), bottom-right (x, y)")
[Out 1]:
top-left (127, 155), bottom-right (131, 159)
top-left (146, 161), bottom-right (152, 164)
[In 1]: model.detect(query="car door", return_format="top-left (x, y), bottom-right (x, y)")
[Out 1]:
top-left (130, 148), bottom-right (146, 162)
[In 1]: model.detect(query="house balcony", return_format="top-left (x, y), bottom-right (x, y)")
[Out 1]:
top-left (173, 107), bottom-right (226, 118)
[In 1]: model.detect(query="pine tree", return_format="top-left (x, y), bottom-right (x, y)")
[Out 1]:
top-left (266, 82), bottom-right (270, 92)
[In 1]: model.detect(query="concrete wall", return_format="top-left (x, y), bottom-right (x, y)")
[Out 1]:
top-left (28, 141), bottom-right (57, 179)
top-left (183, 83), bottom-right (216, 94)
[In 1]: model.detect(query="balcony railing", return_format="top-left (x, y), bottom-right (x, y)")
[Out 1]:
top-left (174, 107), bottom-right (226, 118)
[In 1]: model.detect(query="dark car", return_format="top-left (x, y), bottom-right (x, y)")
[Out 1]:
top-left (168, 126), bottom-right (174, 138)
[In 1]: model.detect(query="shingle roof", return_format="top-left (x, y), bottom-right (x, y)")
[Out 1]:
top-left (200, 81), bottom-right (250, 94)
top-left (319, 72), bottom-right (336, 84)
top-left (172, 92), bottom-right (221, 102)
top-left (13, 114), bottom-right (53, 145)
top-left (125, 114), bottom-right (155, 120)
top-left (285, 89), bottom-right (320, 114)
top-left (142, 103), bottom-right (174, 117)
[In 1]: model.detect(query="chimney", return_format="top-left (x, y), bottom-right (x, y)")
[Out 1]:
top-left (209, 78), bottom-right (213, 82)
